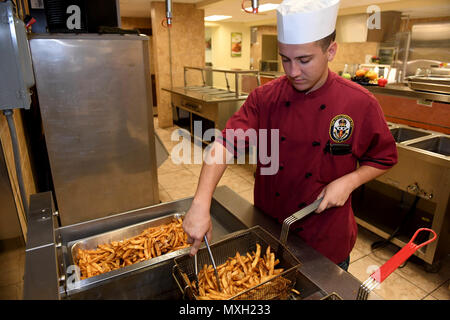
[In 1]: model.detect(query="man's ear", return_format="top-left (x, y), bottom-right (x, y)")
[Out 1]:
top-left (327, 41), bottom-right (337, 62)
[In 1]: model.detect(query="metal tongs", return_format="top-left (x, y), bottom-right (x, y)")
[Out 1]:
top-left (280, 197), bottom-right (323, 245)
top-left (194, 235), bottom-right (222, 292)
top-left (357, 228), bottom-right (437, 300)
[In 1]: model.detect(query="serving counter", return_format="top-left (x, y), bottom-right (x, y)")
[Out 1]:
top-left (164, 67), bottom-right (261, 143)
top-left (242, 73), bottom-right (450, 135)
top-left (366, 84), bottom-right (450, 135)
top-left (23, 186), bottom-right (380, 300)
top-left (367, 83), bottom-right (450, 104)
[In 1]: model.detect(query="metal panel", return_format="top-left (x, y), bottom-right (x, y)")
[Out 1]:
top-left (23, 192), bottom-right (60, 300)
top-left (25, 192), bottom-right (57, 249)
top-left (23, 245), bottom-right (60, 300)
top-left (0, 1), bottom-right (35, 110)
top-left (29, 34), bottom-right (159, 226)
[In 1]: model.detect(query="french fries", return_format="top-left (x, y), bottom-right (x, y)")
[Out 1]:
top-left (188, 244), bottom-right (291, 300)
top-left (76, 218), bottom-right (189, 279)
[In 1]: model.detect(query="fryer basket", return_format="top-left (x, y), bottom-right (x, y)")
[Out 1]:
top-left (173, 226), bottom-right (302, 300)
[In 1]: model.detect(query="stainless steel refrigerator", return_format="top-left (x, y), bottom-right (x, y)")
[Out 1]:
top-left (29, 34), bottom-right (160, 226)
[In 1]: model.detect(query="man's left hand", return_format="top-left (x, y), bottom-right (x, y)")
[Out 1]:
top-left (315, 165), bottom-right (389, 213)
top-left (316, 175), bottom-right (355, 213)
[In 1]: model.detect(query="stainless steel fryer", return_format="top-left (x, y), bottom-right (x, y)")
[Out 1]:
top-left (24, 189), bottom-right (256, 299)
top-left (24, 186), bottom-right (381, 300)
top-left (67, 212), bottom-right (185, 268)
top-left (65, 212), bottom-right (191, 289)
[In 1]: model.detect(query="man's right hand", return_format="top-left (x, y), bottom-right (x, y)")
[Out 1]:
top-left (182, 142), bottom-right (231, 256)
top-left (182, 199), bottom-right (212, 256)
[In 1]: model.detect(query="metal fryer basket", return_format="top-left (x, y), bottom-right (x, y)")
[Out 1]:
top-left (321, 292), bottom-right (343, 300)
top-left (173, 226), bottom-right (301, 300)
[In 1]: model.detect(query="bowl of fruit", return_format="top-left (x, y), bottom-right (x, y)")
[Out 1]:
top-left (351, 69), bottom-right (379, 86)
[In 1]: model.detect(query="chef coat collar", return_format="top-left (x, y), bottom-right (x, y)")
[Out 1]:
top-left (288, 68), bottom-right (336, 99)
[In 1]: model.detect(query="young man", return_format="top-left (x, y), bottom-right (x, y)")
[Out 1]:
top-left (182, 0), bottom-right (398, 270)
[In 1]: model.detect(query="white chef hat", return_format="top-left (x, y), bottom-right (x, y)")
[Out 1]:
top-left (277, 0), bottom-right (340, 44)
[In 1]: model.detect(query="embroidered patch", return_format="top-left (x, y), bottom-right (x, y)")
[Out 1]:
top-left (329, 114), bottom-right (354, 143)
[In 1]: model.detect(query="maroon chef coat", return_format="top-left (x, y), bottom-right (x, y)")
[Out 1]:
top-left (218, 70), bottom-right (398, 264)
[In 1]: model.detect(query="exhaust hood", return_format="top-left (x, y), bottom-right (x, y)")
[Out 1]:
top-left (411, 22), bottom-right (450, 42)
top-left (336, 11), bottom-right (402, 43)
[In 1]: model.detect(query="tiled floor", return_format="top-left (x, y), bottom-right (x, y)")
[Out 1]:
top-left (0, 237), bottom-right (25, 300)
top-left (1, 118), bottom-right (448, 300)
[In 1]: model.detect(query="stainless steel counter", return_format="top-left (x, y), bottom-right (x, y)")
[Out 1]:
top-left (163, 86), bottom-right (248, 103)
top-left (164, 86), bottom-right (246, 142)
top-left (259, 71), bottom-right (285, 78)
top-left (23, 186), bottom-right (380, 300)
top-left (366, 83), bottom-right (450, 104)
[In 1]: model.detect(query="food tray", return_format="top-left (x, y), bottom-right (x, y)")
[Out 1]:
top-left (68, 212), bottom-right (187, 274)
top-left (172, 225), bottom-right (301, 300)
top-left (407, 81), bottom-right (450, 94)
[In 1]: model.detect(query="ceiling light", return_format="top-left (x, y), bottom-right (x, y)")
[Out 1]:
top-left (244, 3), bottom-right (279, 13)
top-left (204, 15), bottom-right (232, 21)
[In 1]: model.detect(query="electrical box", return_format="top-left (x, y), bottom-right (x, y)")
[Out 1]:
top-left (42, 0), bottom-right (120, 33)
top-left (0, 1), bottom-right (35, 110)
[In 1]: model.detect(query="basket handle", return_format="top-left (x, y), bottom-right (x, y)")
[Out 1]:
top-left (172, 265), bottom-right (189, 299)
top-left (370, 228), bottom-right (437, 284)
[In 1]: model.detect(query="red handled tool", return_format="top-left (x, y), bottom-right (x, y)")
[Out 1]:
top-left (357, 228), bottom-right (437, 300)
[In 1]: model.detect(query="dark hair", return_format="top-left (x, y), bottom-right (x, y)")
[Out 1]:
top-left (316, 30), bottom-right (336, 52)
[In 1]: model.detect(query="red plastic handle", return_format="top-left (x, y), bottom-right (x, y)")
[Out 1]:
top-left (161, 17), bottom-right (173, 28)
top-left (370, 228), bottom-right (437, 284)
top-left (241, 0), bottom-right (258, 13)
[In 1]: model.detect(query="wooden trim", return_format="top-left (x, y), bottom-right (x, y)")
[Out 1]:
top-left (0, 110), bottom-right (38, 241)
top-left (374, 93), bottom-right (450, 134)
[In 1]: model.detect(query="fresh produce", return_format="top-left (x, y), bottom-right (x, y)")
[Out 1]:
top-left (377, 77), bottom-right (388, 87)
top-left (365, 70), bottom-right (378, 80)
top-left (351, 75), bottom-right (370, 85)
top-left (355, 69), bottom-right (367, 77)
top-left (351, 68), bottom-right (385, 86)
top-left (342, 73), bottom-right (351, 80)
top-left (371, 56), bottom-right (380, 63)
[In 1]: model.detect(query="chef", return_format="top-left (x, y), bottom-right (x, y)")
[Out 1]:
top-left (182, 0), bottom-right (398, 270)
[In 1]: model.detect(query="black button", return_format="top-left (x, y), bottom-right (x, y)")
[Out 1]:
top-left (320, 104), bottom-right (326, 110)
top-left (279, 165), bottom-right (284, 170)
top-left (312, 141), bottom-right (321, 146)
top-left (281, 136), bottom-right (286, 141)
top-left (285, 101), bottom-right (291, 107)
top-left (298, 202), bottom-right (307, 208)
top-left (305, 172), bottom-right (312, 178)
top-left (275, 192), bottom-right (280, 197)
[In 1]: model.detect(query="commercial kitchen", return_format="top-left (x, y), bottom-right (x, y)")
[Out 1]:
top-left (0, 0), bottom-right (449, 302)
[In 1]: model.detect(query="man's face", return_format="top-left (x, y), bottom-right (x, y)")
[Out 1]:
top-left (278, 41), bottom-right (336, 92)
